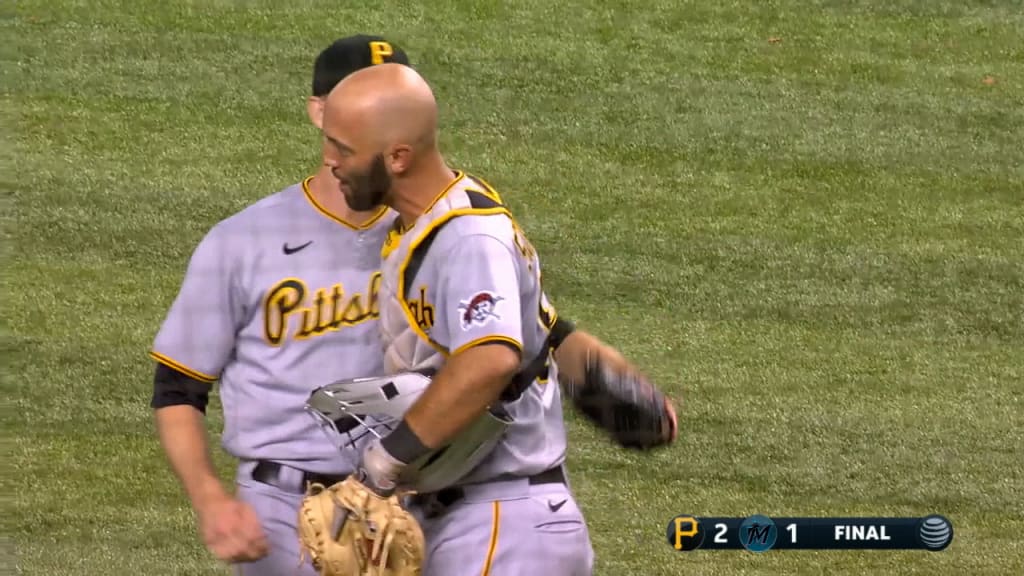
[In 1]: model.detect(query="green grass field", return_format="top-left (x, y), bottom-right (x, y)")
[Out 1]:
top-left (5, 0), bottom-right (1023, 574)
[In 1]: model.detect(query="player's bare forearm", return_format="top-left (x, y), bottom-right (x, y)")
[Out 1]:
top-left (154, 405), bottom-right (227, 508)
top-left (403, 343), bottom-right (520, 449)
top-left (554, 330), bottom-right (629, 386)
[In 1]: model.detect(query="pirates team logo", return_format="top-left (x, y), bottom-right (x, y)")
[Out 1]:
top-left (458, 291), bottom-right (504, 330)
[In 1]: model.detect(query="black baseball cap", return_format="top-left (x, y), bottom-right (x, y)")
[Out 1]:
top-left (311, 34), bottom-right (411, 97)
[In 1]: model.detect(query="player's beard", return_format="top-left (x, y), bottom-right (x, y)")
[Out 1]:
top-left (343, 154), bottom-right (391, 212)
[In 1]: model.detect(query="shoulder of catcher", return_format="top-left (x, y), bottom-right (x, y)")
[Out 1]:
top-left (407, 189), bottom-right (515, 253)
top-left (432, 210), bottom-right (516, 249)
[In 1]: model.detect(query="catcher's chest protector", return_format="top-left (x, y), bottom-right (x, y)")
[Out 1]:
top-left (376, 172), bottom-right (572, 489)
top-left (379, 174), bottom-right (500, 375)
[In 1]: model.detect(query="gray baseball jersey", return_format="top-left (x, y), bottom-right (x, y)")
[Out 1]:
top-left (150, 177), bottom-right (396, 474)
top-left (378, 171), bottom-right (568, 485)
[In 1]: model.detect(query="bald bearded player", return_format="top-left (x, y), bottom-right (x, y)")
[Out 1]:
top-left (318, 63), bottom-right (672, 574)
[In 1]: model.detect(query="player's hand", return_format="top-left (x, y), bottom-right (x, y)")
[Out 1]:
top-left (664, 397), bottom-right (678, 443)
top-left (194, 492), bottom-right (269, 563)
top-left (357, 437), bottom-right (407, 497)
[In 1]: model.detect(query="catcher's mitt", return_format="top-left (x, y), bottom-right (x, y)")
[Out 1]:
top-left (297, 475), bottom-right (424, 576)
top-left (566, 354), bottom-right (677, 450)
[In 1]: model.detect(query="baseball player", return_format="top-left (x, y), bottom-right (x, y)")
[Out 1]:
top-left (149, 36), bottom-right (414, 576)
top-left (317, 63), bottom-right (656, 575)
top-left (151, 35), bottom-right (676, 576)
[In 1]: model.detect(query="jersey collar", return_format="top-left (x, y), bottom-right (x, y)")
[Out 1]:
top-left (302, 176), bottom-right (390, 231)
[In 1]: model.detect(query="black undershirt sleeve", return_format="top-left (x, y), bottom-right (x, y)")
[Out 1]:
top-left (549, 315), bottom-right (577, 350)
top-left (151, 362), bottom-right (213, 414)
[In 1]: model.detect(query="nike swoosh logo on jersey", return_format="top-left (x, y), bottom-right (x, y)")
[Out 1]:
top-left (548, 499), bottom-right (568, 512)
top-left (282, 241), bottom-right (313, 255)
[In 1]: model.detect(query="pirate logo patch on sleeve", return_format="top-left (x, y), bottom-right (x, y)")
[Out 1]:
top-left (458, 291), bottom-right (505, 330)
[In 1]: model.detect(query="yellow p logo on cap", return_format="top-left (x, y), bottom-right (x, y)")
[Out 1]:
top-left (369, 41), bottom-right (394, 65)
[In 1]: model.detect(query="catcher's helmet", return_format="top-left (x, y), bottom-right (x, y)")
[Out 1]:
top-left (305, 372), bottom-right (510, 493)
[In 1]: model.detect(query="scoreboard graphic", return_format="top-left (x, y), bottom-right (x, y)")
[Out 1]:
top-left (667, 514), bottom-right (953, 552)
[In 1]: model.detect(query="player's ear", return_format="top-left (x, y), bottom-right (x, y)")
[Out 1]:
top-left (386, 144), bottom-right (414, 175)
top-left (306, 96), bottom-right (324, 129)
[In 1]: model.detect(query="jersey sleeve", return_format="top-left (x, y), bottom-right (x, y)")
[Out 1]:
top-left (149, 227), bottom-right (242, 383)
top-left (438, 234), bottom-right (523, 356)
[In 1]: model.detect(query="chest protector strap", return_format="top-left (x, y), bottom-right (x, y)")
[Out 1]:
top-left (403, 190), bottom-right (552, 403)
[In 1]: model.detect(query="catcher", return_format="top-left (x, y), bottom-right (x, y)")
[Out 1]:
top-left (295, 63), bottom-right (678, 575)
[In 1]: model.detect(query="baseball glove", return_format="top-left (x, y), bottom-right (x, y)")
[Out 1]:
top-left (566, 354), bottom-right (677, 450)
top-left (297, 475), bottom-right (424, 576)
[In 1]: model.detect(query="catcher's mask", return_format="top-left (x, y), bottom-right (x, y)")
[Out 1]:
top-left (305, 372), bottom-right (512, 493)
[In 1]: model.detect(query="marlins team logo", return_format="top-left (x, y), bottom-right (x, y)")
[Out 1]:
top-left (458, 291), bottom-right (504, 330)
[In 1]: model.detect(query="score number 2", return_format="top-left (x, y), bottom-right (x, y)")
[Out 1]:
top-left (714, 523), bottom-right (728, 543)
